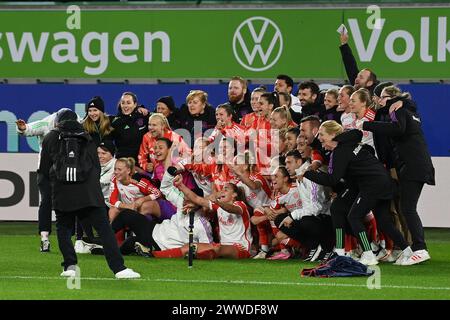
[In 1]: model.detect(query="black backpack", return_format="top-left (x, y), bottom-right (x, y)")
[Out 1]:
top-left (51, 130), bottom-right (93, 183)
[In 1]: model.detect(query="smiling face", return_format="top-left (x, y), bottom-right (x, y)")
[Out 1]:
top-left (270, 112), bottom-right (286, 129)
top-left (97, 147), bottom-right (113, 165)
top-left (271, 168), bottom-right (289, 191)
top-left (156, 102), bottom-right (171, 118)
top-left (258, 96), bottom-right (273, 117)
top-left (318, 126), bottom-right (337, 151)
top-left (274, 79), bottom-right (291, 94)
top-left (285, 132), bottom-right (298, 151)
top-left (338, 87), bottom-right (351, 111)
top-left (114, 160), bottom-right (131, 183)
top-left (349, 93), bottom-right (366, 117)
top-left (251, 91), bottom-right (263, 113)
top-left (354, 69), bottom-right (373, 90)
top-left (298, 88), bottom-right (316, 107)
top-left (88, 107), bottom-right (101, 122)
top-left (154, 140), bottom-right (170, 162)
top-left (217, 183), bottom-right (238, 203)
top-left (296, 135), bottom-right (311, 159)
top-left (378, 89), bottom-right (393, 108)
top-left (148, 117), bottom-right (165, 138)
top-left (120, 94), bottom-right (137, 115)
top-left (324, 93), bottom-right (338, 109)
top-left (216, 107), bottom-right (232, 127)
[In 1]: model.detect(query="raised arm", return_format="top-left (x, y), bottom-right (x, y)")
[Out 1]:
top-left (213, 201), bottom-right (244, 216)
top-left (339, 31), bottom-right (359, 86)
top-left (175, 177), bottom-right (211, 210)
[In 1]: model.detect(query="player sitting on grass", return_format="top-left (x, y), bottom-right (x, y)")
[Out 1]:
top-left (153, 173), bottom-right (253, 259)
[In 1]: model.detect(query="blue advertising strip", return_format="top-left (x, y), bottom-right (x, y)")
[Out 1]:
top-left (0, 83), bottom-right (449, 156)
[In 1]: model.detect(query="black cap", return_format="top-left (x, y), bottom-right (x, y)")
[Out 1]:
top-left (55, 108), bottom-right (77, 124)
top-left (99, 140), bottom-right (116, 156)
top-left (86, 96), bottom-right (105, 113)
top-left (157, 96), bottom-right (176, 112)
top-left (373, 82), bottom-right (394, 98)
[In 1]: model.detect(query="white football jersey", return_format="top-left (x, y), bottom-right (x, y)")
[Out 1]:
top-left (270, 184), bottom-right (303, 213)
top-left (354, 109), bottom-right (377, 155)
top-left (209, 201), bottom-right (253, 252)
top-left (109, 177), bottom-right (161, 208)
top-left (236, 173), bottom-right (271, 209)
top-left (341, 111), bottom-right (357, 130)
top-left (154, 172), bottom-right (214, 250)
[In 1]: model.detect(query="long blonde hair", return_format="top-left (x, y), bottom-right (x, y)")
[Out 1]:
top-left (83, 111), bottom-right (113, 137)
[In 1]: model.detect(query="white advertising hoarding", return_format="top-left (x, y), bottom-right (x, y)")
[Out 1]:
top-left (0, 153), bottom-right (449, 227)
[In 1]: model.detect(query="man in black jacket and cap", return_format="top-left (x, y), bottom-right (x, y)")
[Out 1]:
top-left (39, 109), bottom-right (140, 279)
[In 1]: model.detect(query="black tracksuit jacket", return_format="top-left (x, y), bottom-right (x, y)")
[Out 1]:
top-left (304, 129), bottom-right (394, 199)
top-left (39, 121), bottom-right (105, 212)
top-left (363, 97), bottom-right (435, 185)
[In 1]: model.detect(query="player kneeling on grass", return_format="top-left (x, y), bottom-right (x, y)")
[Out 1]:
top-left (88, 168), bottom-right (213, 257)
top-left (155, 173), bottom-right (253, 260)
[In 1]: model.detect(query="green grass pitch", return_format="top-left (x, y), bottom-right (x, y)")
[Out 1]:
top-left (1, 222), bottom-right (449, 300)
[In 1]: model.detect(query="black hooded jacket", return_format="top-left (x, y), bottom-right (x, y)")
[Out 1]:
top-left (363, 97), bottom-right (435, 185)
top-left (304, 129), bottom-right (394, 199)
top-left (110, 108), bottom-right (149, 162)
top-left (39, 119), bottom-right (105, 212)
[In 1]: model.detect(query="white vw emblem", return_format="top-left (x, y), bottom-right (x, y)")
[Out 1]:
top-left (233, 16), bottom-right (283, 72)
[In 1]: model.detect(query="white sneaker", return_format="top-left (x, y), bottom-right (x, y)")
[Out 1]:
top-left (394, 246), bottom-right (413, 265)
top-left (359, 251), bottom-right (379, 266)
top-left (384, 249), bottom-right (402, 262)
top-left (400, 249), bottom-right (430, 266)
top-left (376, 248), bottom-right (394, 261)
top-left (252, 250), bottom-right (267, 259)
top-left (60, 265), bottom-right (77, 277)
top-left (115, 268), bottom-right (141, 279)
top-left (75, 240), bottom-right (102, 254)
top-left (346, 249), bottom-right (361, 261)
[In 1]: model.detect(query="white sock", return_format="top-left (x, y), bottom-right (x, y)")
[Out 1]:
top-left (261, 245), bottom-right (269, 253)
top-left (334, 248), bottom-right (345, 256)
top-left (41, 232), bottom-right (49, 241)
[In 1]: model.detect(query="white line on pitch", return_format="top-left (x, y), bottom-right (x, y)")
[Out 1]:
top-left (1, 275), bottom-right (450, 291)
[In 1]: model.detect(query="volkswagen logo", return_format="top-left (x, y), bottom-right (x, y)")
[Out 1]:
top-left (233, 17), bottom-right (283, 72)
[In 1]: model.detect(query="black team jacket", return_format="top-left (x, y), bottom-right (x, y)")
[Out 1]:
top-left (39, 120), bottom-right (105, 212)
top-left (304, 129), bottom-right (394, 199)
top-left (363, 97), bottom-right (435, 185)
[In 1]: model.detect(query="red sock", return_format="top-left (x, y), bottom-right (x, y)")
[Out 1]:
top-left (256, 221), bottom-right (272, 246)
top-left (281, 238), bottom-right (301, 249)
top-left (152, 248), bottom-right (184, 258)
top-left (364, 215), bottom-right (378, 242)
top-left (345, 234), bottom-right (358, 251)
top-left (115, 229), bottom-right (125, 246)
top-left (196, 249), bottom-right (217, 260)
